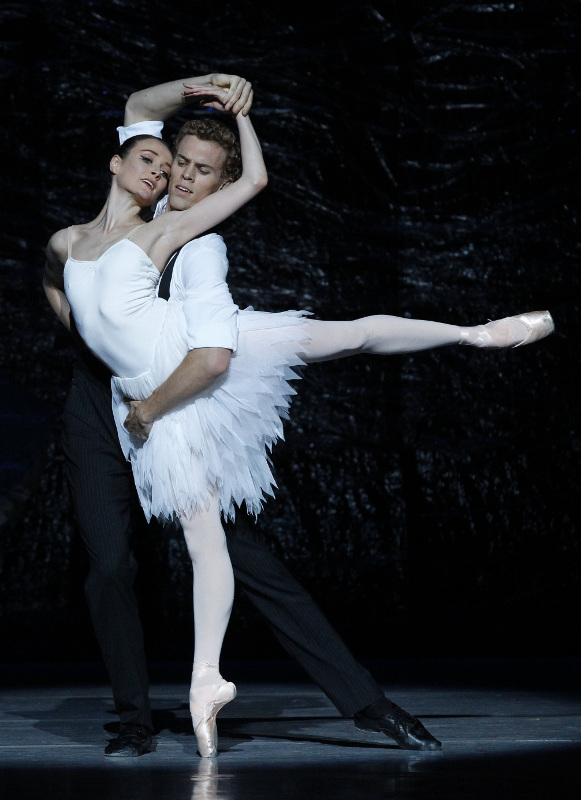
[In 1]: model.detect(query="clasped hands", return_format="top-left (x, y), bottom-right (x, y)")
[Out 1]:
top-left (184, 72), bottom-right (253, 115)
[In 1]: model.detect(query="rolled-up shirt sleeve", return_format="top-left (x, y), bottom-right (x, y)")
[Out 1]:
top-left (172, 236), bottom-right (239, 352)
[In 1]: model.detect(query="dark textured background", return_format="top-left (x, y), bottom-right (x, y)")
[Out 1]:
top-left (0, 0), bottom-right (579, 666)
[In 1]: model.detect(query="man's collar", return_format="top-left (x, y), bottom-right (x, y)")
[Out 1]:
top-left (153, 195), bottom-right (169, 218)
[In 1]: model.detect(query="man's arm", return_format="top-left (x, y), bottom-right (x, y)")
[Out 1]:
top-left (124, 347), bottom-right (231, 439)
top-left (141, 94), bottom-right (267, 263)
top-left (123, 72), bottom-right (253, 125)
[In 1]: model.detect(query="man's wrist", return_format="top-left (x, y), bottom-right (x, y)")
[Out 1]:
top-left (137, 398), bottom-right (157, 426)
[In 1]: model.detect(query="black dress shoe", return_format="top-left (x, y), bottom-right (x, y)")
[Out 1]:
top-left (104, 724), bottom-right (154, 757)
top-left (354, 698), bottom-right (442, 751)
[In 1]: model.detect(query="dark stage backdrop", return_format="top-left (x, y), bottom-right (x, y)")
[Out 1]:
top-left (0, 1), bottom-right (579, 665)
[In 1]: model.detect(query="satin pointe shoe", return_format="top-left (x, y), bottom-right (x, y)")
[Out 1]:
top-left (189, 681), bottom-right (237, 758)
top-left (354, 699), bottom-right (442, 751)
top-left (459, 310), bottom-right (554, 348)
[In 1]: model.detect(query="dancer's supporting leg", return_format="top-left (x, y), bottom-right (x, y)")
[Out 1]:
top-left (299, 311), bottom-right (553, 362)
top-left (181, 494), bottom-right (236, 758)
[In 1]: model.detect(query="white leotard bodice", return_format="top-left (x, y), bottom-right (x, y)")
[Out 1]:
top-left (64, 235), bottom-right (168, 378)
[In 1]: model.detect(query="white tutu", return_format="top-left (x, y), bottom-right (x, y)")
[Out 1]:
top-left (112, 302), bottom-right (311, 522)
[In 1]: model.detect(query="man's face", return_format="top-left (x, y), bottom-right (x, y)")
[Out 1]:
top-left (167, 135), bottom-right (230, 211)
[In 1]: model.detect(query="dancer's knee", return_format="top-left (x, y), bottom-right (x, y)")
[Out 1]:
top-left (181, 509), bottom-right (227, 565)
top-left (85, 554), bottom-right (137, 599)
top-left (352, 317), bottom-right (380, 352)
top-left (301, 319), bottom-right (370, 361)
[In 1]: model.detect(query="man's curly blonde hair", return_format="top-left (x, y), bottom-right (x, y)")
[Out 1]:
top-left (173, 119), bottom-right (242, 182)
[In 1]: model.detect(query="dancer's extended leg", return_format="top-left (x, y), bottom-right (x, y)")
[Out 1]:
top-left (180, 495), bottom-right (236, 758)
top-left (299, 316), bottom-right (460, 362)
top-left (299, 311), bottom-right (554, 362)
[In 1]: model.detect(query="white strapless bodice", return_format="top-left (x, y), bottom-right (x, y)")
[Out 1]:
top-left (64, 239), bottom-right (168, 378)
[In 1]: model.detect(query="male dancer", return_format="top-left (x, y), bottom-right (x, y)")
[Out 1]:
top-left (47, 72), bottom-right (442, 757)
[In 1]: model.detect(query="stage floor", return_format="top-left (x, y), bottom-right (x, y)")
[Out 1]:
top-left (1, 661), bottom-right (580, 798)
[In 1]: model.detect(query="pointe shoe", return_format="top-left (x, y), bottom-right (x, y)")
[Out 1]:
top-left (460, 311), bottom-right (554, 349)
top-left (189, 681), bottom-right (237, 758)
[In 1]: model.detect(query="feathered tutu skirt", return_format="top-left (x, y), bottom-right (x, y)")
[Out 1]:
top-left (111, 301), bottom-right (310, 522)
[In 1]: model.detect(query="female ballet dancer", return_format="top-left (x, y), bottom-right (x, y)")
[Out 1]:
top-left (45, 84), bottom-right (553, 757)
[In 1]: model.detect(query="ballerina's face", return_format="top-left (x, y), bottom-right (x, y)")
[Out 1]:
top-left (167, 135), bottom-right (231, 211)
top-left (111, 138), bottom-right (173, 206)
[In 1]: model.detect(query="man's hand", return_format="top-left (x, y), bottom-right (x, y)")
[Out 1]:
top-left (124, 400), bottom-right (154, 441)
top-left (183, 83), bottom-right (230, 114)
top-left (211, 73), bottom-right (253, 115)
top-left (122, 349), bottom-right (231, 440)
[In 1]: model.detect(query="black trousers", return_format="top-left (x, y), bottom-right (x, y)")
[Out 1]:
top-left (62, 361), bottom-right (383, 729)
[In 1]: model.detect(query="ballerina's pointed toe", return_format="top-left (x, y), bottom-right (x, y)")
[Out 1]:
top-left (461, 310), bottom-right (555, 349)
top-left (509, 310), bottom-right (555, 347)
top-left (189, 682), bottom-right (237, 758)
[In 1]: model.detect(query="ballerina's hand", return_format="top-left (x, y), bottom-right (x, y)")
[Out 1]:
top-left (183, 83), bottom-right (243, 114)
top-left (211, 73), bottom-right (253, 115)
top-left (124, 400), bottom-right (153, 441)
